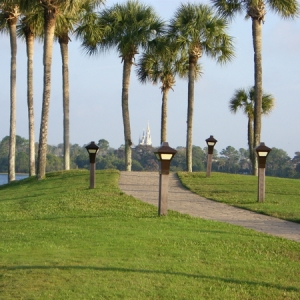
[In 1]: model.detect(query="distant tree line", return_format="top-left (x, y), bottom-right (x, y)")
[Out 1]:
top-left (1, 136), bottom-right (299, 179)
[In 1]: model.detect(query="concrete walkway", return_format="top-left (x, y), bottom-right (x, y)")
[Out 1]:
top-left (119, 172), bottom-right (300, 243)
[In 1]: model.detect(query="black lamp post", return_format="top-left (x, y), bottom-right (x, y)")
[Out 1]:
top-left (205, 135), bottom-right (217, 177)
top-left (154, 142), bottom-right (177, 216)
top-left (85, 141), bottom-right (99, 189)
top-left (255, 142), bottom-right (272, 202)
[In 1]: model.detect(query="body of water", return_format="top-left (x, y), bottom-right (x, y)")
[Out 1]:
top-left (0, 174), bottom-right (29, 186)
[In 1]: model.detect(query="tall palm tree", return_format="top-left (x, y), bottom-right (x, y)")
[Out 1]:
top-left (136, 38), bottom-right (198, 144)
top-left (55, 0), bottom-right (104, 171)
top-left (229, 86), bottom-right (274, 174)
top-left (17, 10), bottom-right (44, 177)
top-left (78, 0), bottom-right (164, 171)
top-left (0, 1), bottom-right (21, 182)
top-left (168, 3), bottom-right (234, 172)
top-left (56, 17), bottom-right (72, 171)
top-left (211, 0), bottom-right (299, 174)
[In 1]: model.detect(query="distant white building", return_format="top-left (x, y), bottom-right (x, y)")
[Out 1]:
top-left (139, 122), bottom-right (152, 146)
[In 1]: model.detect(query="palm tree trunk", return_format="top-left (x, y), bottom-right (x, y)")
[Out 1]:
top-left (37, 8), bottom-right (56, 179)
top-left (122, 58), bottom-right (132, 171)
top-left (59, 32), bottom-right (70, 171)
top-left (160, 88), bottom-right (169, 144)
top-left (252, 18), bottom-right (263, 176)
top-left (248, 115), bottom-right (254, 174)
top-left (186, 56), bottom-right (196, 172)
top-left (25, 27), bottom-right (36, 176)
top-left (8, 18), bottom-right (17, 183)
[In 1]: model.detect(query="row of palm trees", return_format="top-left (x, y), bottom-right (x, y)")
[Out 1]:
top-left (1, 0), bottom-right (298, 182)
top-left (1, 0), bottom-right (104, 182)
top-left (77, 1), bottom-right (235, 172)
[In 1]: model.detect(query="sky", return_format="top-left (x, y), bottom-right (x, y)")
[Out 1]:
top-left (1, 0), bottom-right (300, 157)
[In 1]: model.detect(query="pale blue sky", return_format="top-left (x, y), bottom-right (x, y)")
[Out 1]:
top-left (1, 0), bottom-right (299, 157)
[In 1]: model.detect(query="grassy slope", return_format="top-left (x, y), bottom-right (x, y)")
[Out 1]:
top-left (178, 172), bottom-right (300, 223)
top-left (0, 170), bottom-right (300, 299)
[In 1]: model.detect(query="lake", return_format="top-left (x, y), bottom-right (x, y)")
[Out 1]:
top-left (0, 174), bottom-right (29, 186)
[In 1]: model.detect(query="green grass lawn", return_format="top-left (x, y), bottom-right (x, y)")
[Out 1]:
top-left (1, 170), bottom-right (300, 299)
top-left (178, 172), bottom-right (300, 223)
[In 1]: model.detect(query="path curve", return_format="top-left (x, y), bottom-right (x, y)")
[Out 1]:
top-left (119, 172), bottom-right (300, 243)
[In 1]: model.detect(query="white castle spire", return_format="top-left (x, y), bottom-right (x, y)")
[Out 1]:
top-left (139, 122), bottom-right (152, 146)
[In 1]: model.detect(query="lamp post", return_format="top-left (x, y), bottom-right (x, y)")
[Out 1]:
top-left (85, 141), bottom-right (99, 189)
top-left (154, 142), bottom-right (177, 216)
top-left (205, 135), bottom-right (217, 177)
top-left (255, 142), bottom-right (271, 202)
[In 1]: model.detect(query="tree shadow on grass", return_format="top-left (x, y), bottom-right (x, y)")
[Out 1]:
top-left (1, 265), bottom-right (299, 292)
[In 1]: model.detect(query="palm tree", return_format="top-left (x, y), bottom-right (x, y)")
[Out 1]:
top-left (56, 18), bottom-right (72, 171)
top-left (168, 3), bottom-right (234, 172)
top-left (0, 1), bottom-right (21, 182)
top-left (136, 38), bottom-right (198, 144)
top-left (17, 11), bottom-right (44, 177)
top-left (229, 86), bottom-right (274, 174)
top-left (211, 0), bottom-right (299, 174)
top-left (55, 0), bottom-right (104, 171)
top-left (78, 0), bottom-right (164, 171)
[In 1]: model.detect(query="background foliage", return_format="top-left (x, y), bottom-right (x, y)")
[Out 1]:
top-left (0, 135), bottom-right (299, 178)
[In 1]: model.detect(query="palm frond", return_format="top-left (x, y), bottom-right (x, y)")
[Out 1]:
top-left (169, 3), bottom-right (234, 65)
top-left (17, 10), bottom-right (44, 41)
top-left (267, 0), bottom-right (299, 19)
top-left (210, 0), bottom-right (243, 20)
top-left (0, 14), bottom-right (9, 34)
top-left (261, 93), bottom-right (275, 114)
top-left (229, 86), bottom-right (275, 117)
top-left (93, 0), bottom-right (165, 59)
top-left (229, 88), bottom-right (251, 115)
top-left (136, 33), bottom-right (193, 91)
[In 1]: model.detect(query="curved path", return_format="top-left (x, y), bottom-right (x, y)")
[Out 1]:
top-left (119, 172), bottom-right (300, 243)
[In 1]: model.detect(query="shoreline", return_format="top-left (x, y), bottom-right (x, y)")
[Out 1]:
top-left (0, 174), bottom-right (29, 186)
top-left (0, 173), bottom-right (29, 175)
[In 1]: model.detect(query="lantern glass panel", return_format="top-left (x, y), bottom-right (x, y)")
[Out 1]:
top-left (207, 142), bottom-right (215, 146)
top-left (160, 153), bottom-right (173, 160)
top-left (258, 151), bottom-right (268, 157)
top-left (88, 149), bottom-right (97, 153)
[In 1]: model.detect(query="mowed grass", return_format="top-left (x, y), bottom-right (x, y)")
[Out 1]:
top-left (0, 170), bottom-right (300, 299)
top-left (178, 172), bottom-right (300, 224)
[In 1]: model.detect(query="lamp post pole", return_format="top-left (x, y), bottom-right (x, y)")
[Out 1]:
top-left (85, 141), bottom-right (99, 189)
top-left (258, 167), bottom-right (265, 203)
top-left (154, 142), bottom-right (177, 216)
top-left (205, 135), bottom-right (217, 177)
top-left (90, 162), bottom-right (96, 189)
top-left (159, 170), bottom-right (169, 215)
top-left (255, 142), bottom-right (271, 202)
